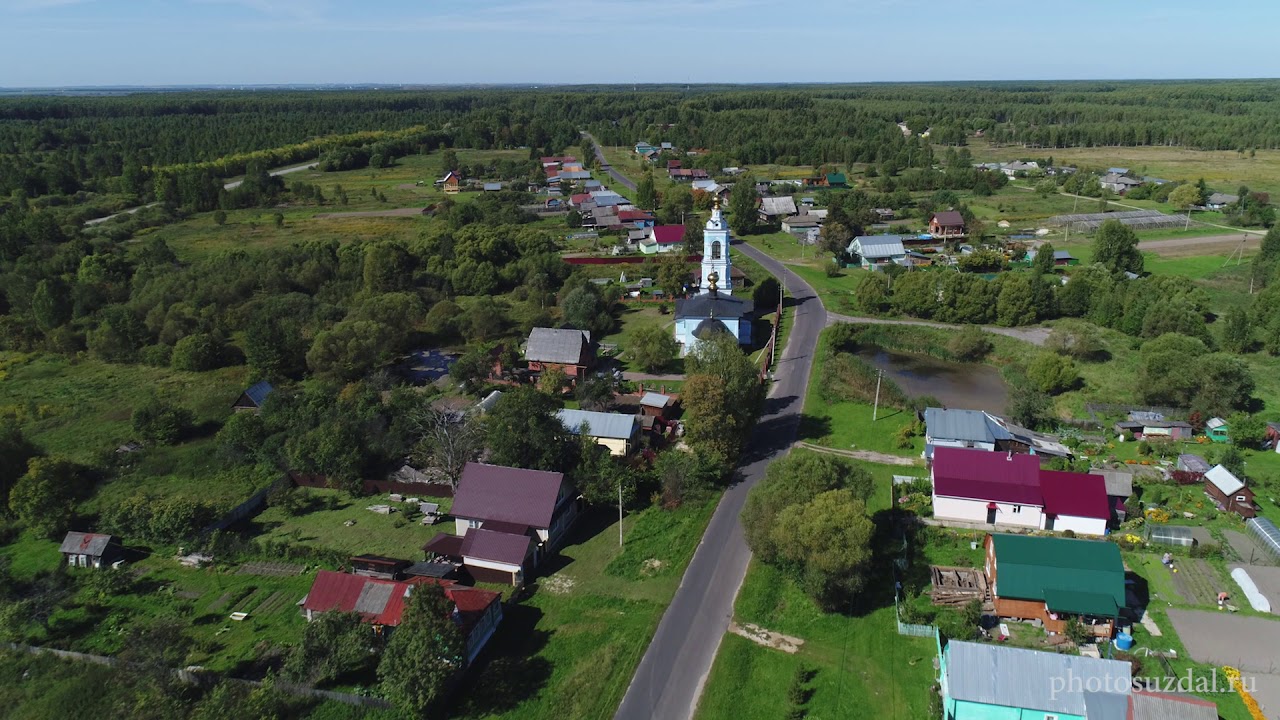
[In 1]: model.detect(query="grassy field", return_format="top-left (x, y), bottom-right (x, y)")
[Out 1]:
top-left (456, 499), bottom-right (718, 720)
top-left (246, 488), bottom-right (452, 560)
top-left (966, 140), bottom-right (1280, 197)
top-left (696, 561), bottom-right (936, 720)
top-left (0, 351), bottom-right (248, 464)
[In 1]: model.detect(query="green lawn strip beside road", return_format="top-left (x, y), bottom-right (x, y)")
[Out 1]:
top-left (696, 562), bottom-right (936, 720)
top-left (456, 498), bottom-right (718, 720)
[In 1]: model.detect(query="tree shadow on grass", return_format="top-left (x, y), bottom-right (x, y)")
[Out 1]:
top-left (448, 604), bottom-right (553, 718)
top-left (795, 413), bottom-right (832, 443)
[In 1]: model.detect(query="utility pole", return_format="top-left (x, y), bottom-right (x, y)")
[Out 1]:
top-left (618, 480), bottom-right (624, 549)
top-left (873, 369), bottom-right (883, 421)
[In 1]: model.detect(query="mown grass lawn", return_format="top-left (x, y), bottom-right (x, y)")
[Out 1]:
top-left (696, 562), bottom-right (936, 720)
top-left (247, 488), bottom-right (452, 560)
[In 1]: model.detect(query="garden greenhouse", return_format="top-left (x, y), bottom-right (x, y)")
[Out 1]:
top-left (1246, 517), bottom-right (1280, 563)
top-left (1145, 524), bottom-right (1196, 548)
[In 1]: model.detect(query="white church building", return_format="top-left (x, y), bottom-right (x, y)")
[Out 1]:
top-left (673, 202), bottom-right (753, 353)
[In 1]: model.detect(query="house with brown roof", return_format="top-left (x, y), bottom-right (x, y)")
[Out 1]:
top-left (441, 171), bottom-right (463, 195)
top-left (524, 327), bottom-right (595, 381)
top-left (928, 211), bottom-right (966, 239)
top-left (425, 462), bottom-right (579, 585)
top-left (301, 570), bottom-right (502, 663)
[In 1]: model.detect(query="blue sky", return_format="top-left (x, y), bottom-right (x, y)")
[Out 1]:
top-left (0, 0), bottom-right (1275, 87)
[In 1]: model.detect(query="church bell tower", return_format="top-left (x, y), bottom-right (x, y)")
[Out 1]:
top-left (700, 199), bottom-right (732, 295)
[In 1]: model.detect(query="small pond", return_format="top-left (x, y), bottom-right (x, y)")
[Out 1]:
top-left (857, 347), bottom-right (1010, 415)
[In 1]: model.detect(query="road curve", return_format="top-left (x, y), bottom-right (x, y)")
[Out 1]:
top-left (825, 311), bottom-right (1051, 346)
top-left (614, 240), bottom-right (826, 720)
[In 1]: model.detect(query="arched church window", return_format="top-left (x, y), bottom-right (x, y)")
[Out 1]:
top-left (711, 241), bottom-right (722, 260)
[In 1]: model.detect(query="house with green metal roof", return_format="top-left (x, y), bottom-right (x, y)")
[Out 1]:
top-left (825, 171), bottom-right (848, 188)
top-left (984, 533), bottom-right (1125, 638)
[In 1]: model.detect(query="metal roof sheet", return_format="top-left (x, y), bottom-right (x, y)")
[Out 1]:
top-left (1089, 469), bottom-right (1135, 497)
top-left (557, 409), bottom-right (637, 440)
top-left (945, 641), bottom-right (1131, 716)
top-left (240, 380), bottom-right (273, 407)
top-left (460, 528), bottom-right (533, 567)
top-left (1176, 454), bottom-right (1210, 474)
top-left (759, 197), bottom-right (797, 215)
top-left (924, 407), bottom-right (1008, 444)
top-left (1129, 691), bottom-right (1218, 720)
top-left (931, 447), bottom-right (1041, 505)
top-left (1205, 464), bottom-right (1245, 496)
top-left (1040, 470), bottom-right (1110, 520)
top-left (58, 532), bottom-right (116, 556)
top-left (675, 293), bottom-right (752, 320)
top-left (524, 327), bottom-right (589, 365)
top-left (451, 462), bottom-right (566, 529)
top-left (640, 392), bottom-right (673, 408)
top-left (850, 235), bottom-right (906, 258)
top-left (991, 534), bottom-right (1125, 612)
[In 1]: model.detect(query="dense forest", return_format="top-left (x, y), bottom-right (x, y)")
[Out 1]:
top-left (5, 80), bottom-right (1280, 202)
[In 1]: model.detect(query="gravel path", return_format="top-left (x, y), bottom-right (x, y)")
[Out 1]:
top-left (795, 441), bottom-right (920, 466)
top-left (312, 207), bottom-right (425, 219)
top-left (825, 311), bottom-right (1052, 346)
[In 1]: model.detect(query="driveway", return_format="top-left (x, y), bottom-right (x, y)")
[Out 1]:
top-left (613, 241), bottom-right (827, 720)
top-left (826, 311), bottom-right (1052, 346)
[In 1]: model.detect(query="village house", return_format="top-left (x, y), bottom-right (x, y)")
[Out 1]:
top-left (557, 408), bottom-right (640, 456)
top-left (997, 160), bottom-right (1039, 178)
top-left (441, 170), bottom-right (463, 194)
top-left (923, 407), bottom-right (1071, 462)
top-left (1088, 467), bottom-right (1134, 522)
top-left (348, 554), bottom-right (412, 580)
top-left (847, 235), bottom-right (907, 270)
top-left (1206, 192), bottom-right (1239, 210)
top-left (669, 168), bottom-right (710, 182)
top-left (427, 462), bottom-right (579, 585)
top-left (634, 142), bottom-right (656, 155)
top-left (1113, 413), bottom-right (1194, 440)
top-left (1268, 422), bottom-right (1280, 453)
top-left (928, 211), bottom-right (966, 239)
top-left (301, 570), bottom-right (502, 663)
top-left (1206, 416), bottom-right (1230, 443)
top-left (1100, 173), bottom-right (1143, 194)
top-left (941, 640), bottom-right (1113, 719)
top-left (781, 215), bottom-right (822, 235)
top-left (59, 532), bottom-right (124, 569)
top-left (523, 327), bottom-right (595, 382)
top-left (757, 196), bottom-right (798, 223)
top-left (1176, 453), bottom-right (1211, 476)
top-left (232, 380), bottom-right (273, 412)
top-left (984, 533), bottom-right (1125, 638)
top-left (638, 225), bottom-right (686, 255)
top-left (1204, 464), bottom-right (1257, 518)
top-left (930, 447), bottom-right (1110, 535)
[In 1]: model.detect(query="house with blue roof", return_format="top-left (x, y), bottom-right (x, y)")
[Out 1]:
top-left (556, 409), bottom-right (639, 456)
top-left (233, 380), bottom-right (274, 413)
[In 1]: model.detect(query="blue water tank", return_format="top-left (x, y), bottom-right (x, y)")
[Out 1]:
top-left (1115, 632), bottom-right (1135, 650)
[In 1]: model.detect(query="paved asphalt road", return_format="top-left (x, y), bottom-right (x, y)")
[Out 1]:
top-left (614, 241), bottom-right (827, 720)
top-left (583, 132), bottom-right (637, 192)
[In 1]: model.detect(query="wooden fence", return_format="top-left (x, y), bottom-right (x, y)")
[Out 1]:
top-left (199, 474), bottom-right (292, 536)
top-left (759, 293), bottom-right (784, 380)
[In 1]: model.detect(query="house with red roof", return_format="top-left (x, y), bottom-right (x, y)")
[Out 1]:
top-left (424, 462), bottom-right (578, 585)
top-left (617, 209), bottom-right (656, 228)
top-left (930, 447), bottom-right (1110, 535)
top-left (639, 225), bottom-right (686, 255)
top-left (301, 570), bottom-right (502, 663)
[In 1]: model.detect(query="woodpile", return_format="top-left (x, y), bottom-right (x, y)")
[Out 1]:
top-left (930, 565), bottom-right (992, 609)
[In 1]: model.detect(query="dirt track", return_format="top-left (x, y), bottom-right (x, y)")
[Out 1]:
top-left (312, 208), bottom-right (424, 219)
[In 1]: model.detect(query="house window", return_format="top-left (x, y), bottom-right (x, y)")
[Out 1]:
top-left (711, 241), bottom-right (722, 260)
top-left (1012, 506), bottom-right (1022, 513)
top-left (1236, 495), bottom-right (1248, 502)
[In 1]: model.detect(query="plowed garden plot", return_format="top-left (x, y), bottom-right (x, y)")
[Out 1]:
top-left (1171, 559), bottom-right (1224, 605)
top-left (254, 591), bottom-right (291, 615)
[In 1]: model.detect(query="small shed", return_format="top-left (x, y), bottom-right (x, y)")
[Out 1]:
top-left (232, 380), bottom-right (274, 412)
top-left (1145, 524), bottom-right (1196, 548)
top-left (1246, 517), bottom-right (1280, 563)
top-left (639, 392), bottom-right (677, 420)
top-left (59, 532), bottom-right (123, 569)
top-left (1177, 453), bottom-right (1211, 475)
top-left (348, 554), bottom-right (411, 580)
top-left (1204, 464), bottom-right (1256, 518)
top-left (1206, 417), bottom-right (1230, 443)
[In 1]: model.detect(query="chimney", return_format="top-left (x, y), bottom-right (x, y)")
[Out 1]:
top-left (1006, 451), bottom-right (1013, 462)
